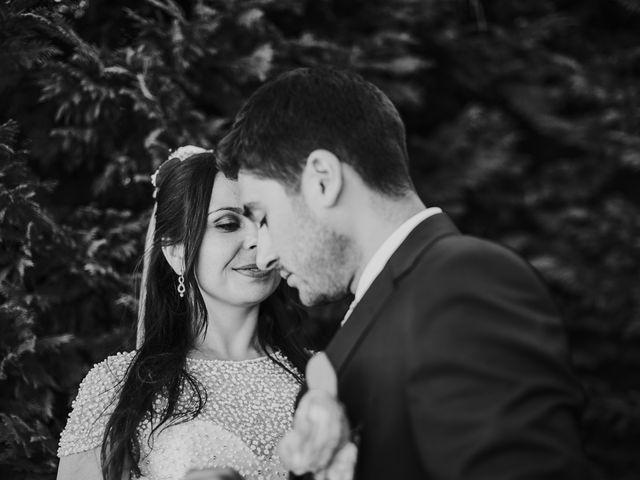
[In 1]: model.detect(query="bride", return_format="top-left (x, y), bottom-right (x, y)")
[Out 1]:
top-left (56, 147), bottom-right (310, 480)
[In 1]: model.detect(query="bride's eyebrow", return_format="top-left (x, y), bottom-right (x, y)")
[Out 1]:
top-left (207, 207), bottom-right (243, 216)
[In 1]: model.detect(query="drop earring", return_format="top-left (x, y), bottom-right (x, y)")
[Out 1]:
top-left (177, 274), bottom-right (185, 298)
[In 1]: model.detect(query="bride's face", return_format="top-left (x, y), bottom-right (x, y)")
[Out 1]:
top-left (194, 173), bottom-right (280, 308)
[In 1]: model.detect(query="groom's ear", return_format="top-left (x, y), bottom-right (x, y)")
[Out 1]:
top-left (302, 149), bottom-right (343, 209)
top-left (161, 243), bottom-right (185, 275)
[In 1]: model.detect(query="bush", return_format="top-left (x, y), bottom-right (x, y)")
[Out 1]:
top-left (1, 0), bottom-right (639, 478)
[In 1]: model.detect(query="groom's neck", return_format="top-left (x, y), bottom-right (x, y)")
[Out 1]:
top-left (348, 192), bottom-right (426, 294)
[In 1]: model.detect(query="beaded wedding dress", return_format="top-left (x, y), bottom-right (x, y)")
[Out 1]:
top-left (58, 351), bottom-right (300, 480)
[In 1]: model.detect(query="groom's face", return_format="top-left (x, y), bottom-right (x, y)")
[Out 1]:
top-left (238, 172), bottom-right (351, 306)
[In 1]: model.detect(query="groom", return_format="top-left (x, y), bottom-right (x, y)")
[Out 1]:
top-left (218, 67), bottom-right (593, 479)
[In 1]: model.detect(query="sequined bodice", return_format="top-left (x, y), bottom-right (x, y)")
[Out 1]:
top-left (58, 351), bottom-right (301, 480)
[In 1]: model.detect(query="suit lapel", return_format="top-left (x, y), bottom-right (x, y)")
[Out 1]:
top-left (325, 213), bottom-right (460, 373)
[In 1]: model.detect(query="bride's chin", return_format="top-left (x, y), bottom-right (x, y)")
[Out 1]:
top-left (237, 283), bottom-right (278, 303)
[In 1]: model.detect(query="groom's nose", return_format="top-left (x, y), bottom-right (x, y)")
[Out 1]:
top-left (255, 228), bottom-right (279, 271)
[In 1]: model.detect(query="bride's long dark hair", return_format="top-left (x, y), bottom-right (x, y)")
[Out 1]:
top-left (100, 152), bottom-right (310, 480)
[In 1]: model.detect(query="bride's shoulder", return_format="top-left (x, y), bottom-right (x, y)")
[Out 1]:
top-left (58, 351), bottom-right (136, 457)
top-left (98, 350), bottom-right (137, 371)
top-left (79, 350), bottom-right (137, 392)
top-left (88, 350), bottom-right (136, 375)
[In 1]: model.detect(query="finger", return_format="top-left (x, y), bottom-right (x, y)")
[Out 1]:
top-left (306, 352), bottom-right (338, 396)
top-left (304, 395), bottom-right (346, 469)
top-left (324, 442), bottom-right (358, 480)
top-left (285, 390), bottom-right (350, 472)
top-left (292, 395), bottom-right (317, 460)
top-left (278, 429), bottom-right (310, 474)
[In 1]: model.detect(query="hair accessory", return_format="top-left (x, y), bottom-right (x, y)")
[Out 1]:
top-left (151, 145), bottom-right (212, 198)
top-left (177, 274), bottom-right (186, 298)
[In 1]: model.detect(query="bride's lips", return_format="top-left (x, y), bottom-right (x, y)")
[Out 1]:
top-left (232, 264), bottom-right (273, 279)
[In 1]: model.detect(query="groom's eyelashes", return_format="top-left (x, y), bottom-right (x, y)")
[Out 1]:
top-left (241, 204), bottom-right (267, 226)
top-left (240, 207), bottom-right (267, 229)
top-left (242, 205), bottom-right (256, 220)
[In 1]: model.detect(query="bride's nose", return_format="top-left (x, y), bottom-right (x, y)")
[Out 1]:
top-left (255, 227), bottom-right (279, 271)
top-left (243, 228), bottom-right (257, 251)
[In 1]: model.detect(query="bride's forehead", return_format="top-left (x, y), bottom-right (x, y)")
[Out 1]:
top-left (210, 173), bottom-right (241, 208)
top-left (237, 173), bottom-right (288, 202)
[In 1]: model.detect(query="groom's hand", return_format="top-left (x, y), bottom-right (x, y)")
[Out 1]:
top-left (277, 353), bottom-right (357, 479)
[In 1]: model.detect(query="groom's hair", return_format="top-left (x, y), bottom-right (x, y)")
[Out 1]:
top-left (218, 67), bottom-right (414, 196)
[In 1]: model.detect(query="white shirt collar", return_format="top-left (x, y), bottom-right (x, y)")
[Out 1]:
top-left (342, 207), bottom-right (442, 325)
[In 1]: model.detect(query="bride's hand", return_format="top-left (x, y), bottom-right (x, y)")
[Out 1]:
top-left (277, 353), bottom-right (357, 479)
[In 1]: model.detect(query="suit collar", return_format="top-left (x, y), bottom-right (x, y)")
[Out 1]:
top-left (351, 208), bottom-right (442, 304)
top-left (388, 212), bottom-right (459, 279)
top-left (326, 213), bottom-right (460, 373)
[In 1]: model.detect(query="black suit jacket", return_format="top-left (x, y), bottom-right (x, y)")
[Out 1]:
top-left (316, 213), bottom-right (592, 479)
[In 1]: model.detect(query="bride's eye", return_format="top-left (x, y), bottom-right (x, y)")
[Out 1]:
top-left (215, 216), bottom-right (241, 232)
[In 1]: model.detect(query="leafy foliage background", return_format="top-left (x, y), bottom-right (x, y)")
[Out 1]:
top-left (1, 0), bottom-right (639, 478)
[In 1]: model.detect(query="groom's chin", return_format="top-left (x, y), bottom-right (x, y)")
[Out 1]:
top-left (298, 288), bottom-right (349, 308)
top-left (296, 289), bottom-right (321, 307)
top-left (290, 286), bottom-right (324, 307)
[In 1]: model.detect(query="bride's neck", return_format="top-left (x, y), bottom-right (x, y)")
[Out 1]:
top-left (191, 303), bottom-right (262, 361)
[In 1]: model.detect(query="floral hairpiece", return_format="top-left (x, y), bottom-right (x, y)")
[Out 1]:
top-left (151, 145), bottom-right (212, 199)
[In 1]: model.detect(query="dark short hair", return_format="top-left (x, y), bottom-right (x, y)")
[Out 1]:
top-left (218, 67), bottom-right (414, 196)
